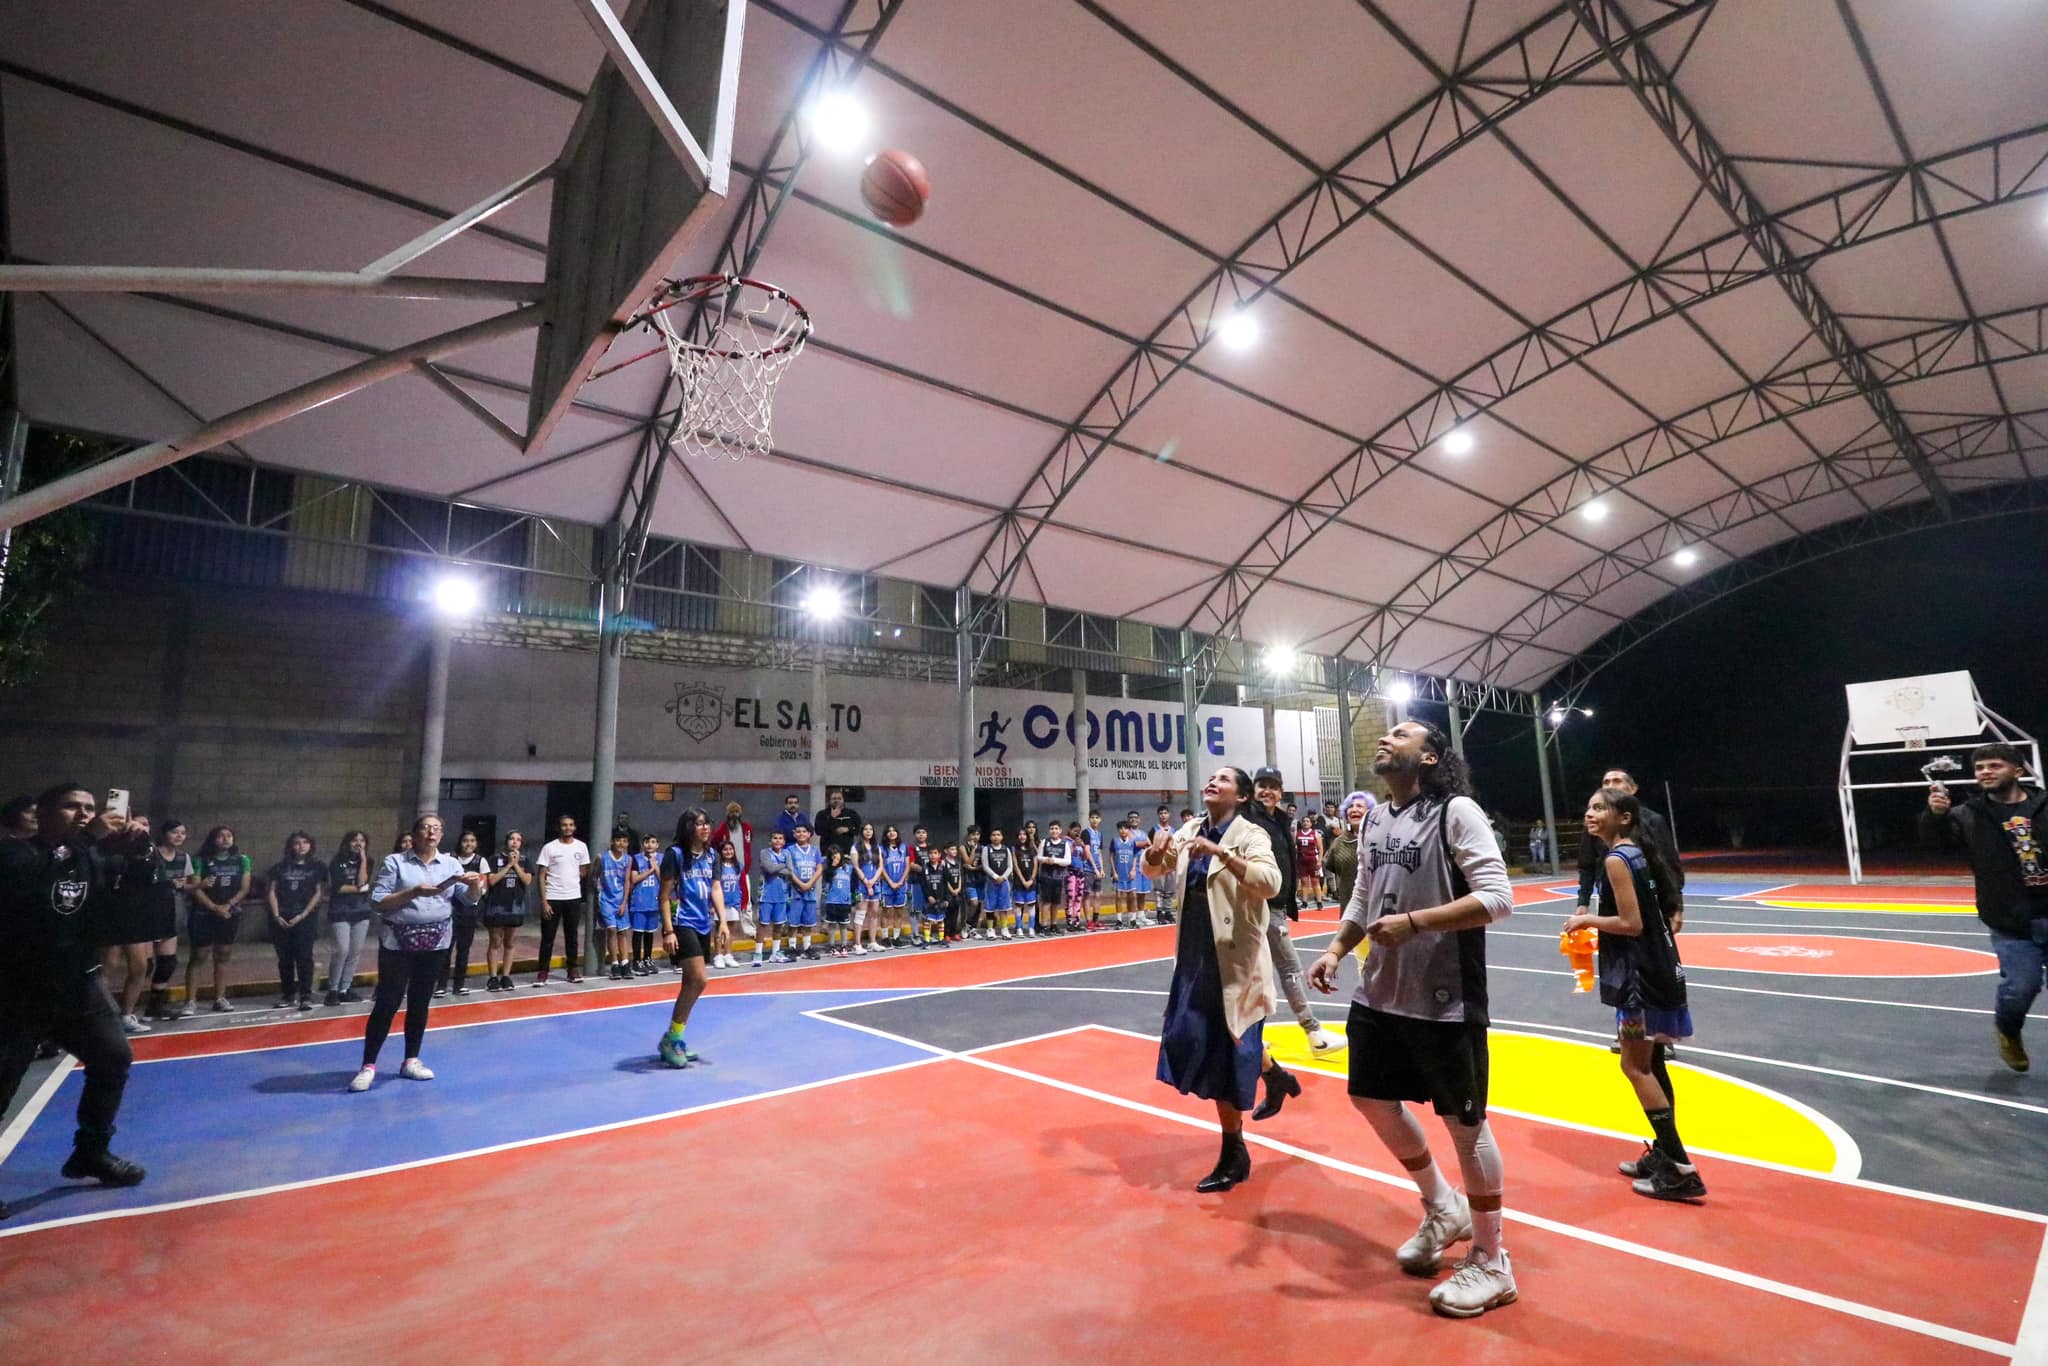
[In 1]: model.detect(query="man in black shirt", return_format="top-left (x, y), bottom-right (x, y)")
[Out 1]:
top-left (1924, 742), bottom-right (2048, 1072)
top-left (1576, 768), bottom-right (1684, 928)
top-left (0, 782), bottom-right (150, 1216)
top-left (812, 788), bottom-right (862, 861)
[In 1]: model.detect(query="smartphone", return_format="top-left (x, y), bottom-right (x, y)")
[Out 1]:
top-left (105, 788), bottom-right (131, 819)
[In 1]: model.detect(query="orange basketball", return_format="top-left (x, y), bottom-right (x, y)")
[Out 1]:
top-left (861, 148), bottom-right (930, 228)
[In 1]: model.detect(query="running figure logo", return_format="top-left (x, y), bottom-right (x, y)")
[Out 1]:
top-left (974, 711), bottom-right (1010, 764)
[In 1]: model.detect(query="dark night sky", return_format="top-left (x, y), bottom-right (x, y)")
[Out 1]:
top-left (1417, 505), bottom-right (2048, 855)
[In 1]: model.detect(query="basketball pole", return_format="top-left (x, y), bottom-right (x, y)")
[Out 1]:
top-left (1072, 668), bottom-right (1089, 840)
top-left (1179, 629), bottom-right (1201, 817)
top-left (955, 587), bottom-right (978, 845)
top-left (1534, 696), bottom-right (1561, 877)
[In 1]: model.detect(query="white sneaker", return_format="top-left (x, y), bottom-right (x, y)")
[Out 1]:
top-left (853, 944), bottom-right (868, 955)
top-left (119, 1013), bottom-right (152, 1035)
top-left (1428, 1247), bottom-right (1516, 1319)
top-left (770, 951), bottom-right (791, 964)
top-left (1306, 1025), bottom-right (1341, 1052)
top-left (399, 1058), bottom-right (435, 1081)
top-left (1396, 1193), bottom-right (1472, 1274)
top-left (347, 1065), bottom-right (376, 1093)
top-left (1001, 927), bottom-right (1014, 940)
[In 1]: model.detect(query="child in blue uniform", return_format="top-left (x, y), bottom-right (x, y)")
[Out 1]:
top-left (881, 827), bottom-right (911, 948)
top-left (981, 829), bottom-right (1016, 938)
top-left (656, 808), bottom-right (724, 1067)
top-left (599, 832), bottom-right (633, 980)
top-left (822, 849), bottom-right (857, 956)
top-left (754, 830), bottom-right (792, 966)
top-left (629, 833), bottom-right (661, 974)
top-left (781, 825), bottom-right (822, 963)
top-left (854, 824), bottom-right (883, 954)
top-left (715, 840), bottom-right (746, 971)
top-left (1111, 820), bottom-right (1143, 928)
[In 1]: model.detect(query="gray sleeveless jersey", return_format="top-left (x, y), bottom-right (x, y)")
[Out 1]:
top-left (1341, 794), bottom-right (1513, 1024)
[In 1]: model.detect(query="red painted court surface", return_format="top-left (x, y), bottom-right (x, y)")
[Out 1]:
top-left (1678, 934), bottom-right (1997, 977)
top-left (4, 1030), bottom-right (2028, 1364)
top-left (10, 926), bottom-right (2042, 1363)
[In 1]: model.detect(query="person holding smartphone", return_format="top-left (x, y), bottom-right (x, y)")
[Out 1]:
top-left (186, 826), bottom-right (250, 1013)
top-left (437, 829), bottom-right (487, 996)
top-left (265, 831), bottom-right (325, 1011)
top-left (350, 813), bottom-right (481, 1092)
top-left (480, 831), bottom-right (531, 990)
top-left (324, 831), bottom-right (374, 1006)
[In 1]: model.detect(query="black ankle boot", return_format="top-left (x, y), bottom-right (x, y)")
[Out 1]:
top-left (1251, 1063), bottom-right (1301, 1122)
top-left (1196, 1131), bottom-right (1250, 1192)
top-left (63, 1145), bottom-right (146, 1187)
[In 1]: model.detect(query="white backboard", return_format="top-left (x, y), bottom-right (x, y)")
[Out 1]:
top-left (1844, 670), bottom-right (1981, 745)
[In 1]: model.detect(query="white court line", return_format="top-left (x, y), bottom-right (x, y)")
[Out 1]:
top-left (2016, 1230), bottom-right (2048, 1364)
top-left (1493, 1015), bottom-right (2048, 1120)
top-left (1515, 907), bottom-right (1991, 938)
top-left (1491, 928), bottom-right (1997, 979)
top-left (0, 1058), bottom-right (76, 1166)
top-left (1491, 962), bottom-right (1995, 1015)
top-left (821, 1017), bottom-right (2010, 1359)
top-left (127, 984), bottom-right (939, 1065)
top-left (0, 1047), bottom-right (948, 1241)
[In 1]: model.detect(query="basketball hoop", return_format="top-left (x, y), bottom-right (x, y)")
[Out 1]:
top-left (591, 274), bottom-right (811, 460)
top-left (1898, 725), bottom-right (1930, 750)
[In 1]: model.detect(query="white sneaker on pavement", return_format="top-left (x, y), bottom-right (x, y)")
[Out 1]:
top-left (347, 1065), bottom-right (376, 1093)
top-left (1428, 1247), bottom-right (1516, 1319)
top-left (399, 1058), bottom-right (435, 1081)
top-left (1396, 1193), bottom-right (1472, 1275)
top-left (1306, 1025), bottom-right (1341, 1052)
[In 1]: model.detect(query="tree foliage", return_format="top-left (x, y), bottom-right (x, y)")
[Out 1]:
top-left (0, 428), bottom-right (103, 692)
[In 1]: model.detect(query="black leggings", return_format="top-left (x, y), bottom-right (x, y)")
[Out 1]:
top-left (437, 919), bottom-right (478, 990)
top-left (272, 919), bottom-right (318, 999)
top-left (362, 946), bottom-right (440, 1066)
top-left (538, 899), bottom-right (582, 973)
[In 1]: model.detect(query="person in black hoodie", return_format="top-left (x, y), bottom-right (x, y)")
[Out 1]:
top-left (1923, 742), bottom-right (2048, 1072)
top-left (1244, 768), bottom-right (1318, 1121)
top-left (0, 782), bottom-right (150, 1217)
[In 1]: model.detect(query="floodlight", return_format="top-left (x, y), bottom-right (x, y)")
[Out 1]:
top-left (430, 573), bottom-right (480, 618)
top-left (1386, 680), bottom-right (1414, 704)
top-left (1582, 499), bottom-right (1609, 522)
top-left (1672, 547), bottom-right (1699, 567)
top-left (806, 90), bottom-right (870, 154)
top-left (1442, 428), bottom-right (1475, 456)
top-left (1261, 644), bottom-right (1297, 675)
top-left (803, 584), bottom-right (845, 621)
top-left (1216, 310), bottom-right (1259, 350)
top-left (1548, 708), bottom-right (1566, 726)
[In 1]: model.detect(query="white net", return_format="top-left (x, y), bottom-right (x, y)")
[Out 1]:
top-left (651, 276), bottom-right (810, 460)
top-left (1898, 724), bottom-right (1930, 750)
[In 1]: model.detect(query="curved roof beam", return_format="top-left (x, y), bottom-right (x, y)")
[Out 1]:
top-left (1350, 297), bottom-right (2048, 671)
top-left (1571, 0), bottom-right (1950, 513)
top-left (949, 2), bottom-right (1716, 626)
top-left (1182, 116), bottom-right (2048, 645)
top-left (1448, 397), bottom-right (2048, 688)
top-left (1532, 475), bottom-right (2048, 707)
top-left (1343, 301), bottom-right (2048, 675)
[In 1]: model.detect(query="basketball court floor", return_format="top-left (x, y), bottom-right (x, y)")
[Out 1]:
top-left (2, 874), bottom-right (2039, 1363)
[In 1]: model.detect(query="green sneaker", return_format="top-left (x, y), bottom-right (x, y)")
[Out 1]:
top-left (658, 1033), bottom-right (691, 1069)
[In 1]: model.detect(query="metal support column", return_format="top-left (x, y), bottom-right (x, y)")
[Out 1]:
top-left (1262, 700), bottom-right (1278, 772)
top-left (1335, 677), bottom-right (1357, 792)
top-left (1179, 629), bottom-right (1201, 815)
top-left (1447, 699), bottom-right (1467, 758)
top-left (809, 652), bottom-right (828, 817)
top-left (1072, 668), bottom-right (1090, 834)
top-left (955, 586), bottom-right (977, 841)
top-left (416, 620), bottom-right (452, 818)
top-left (1533, 696), bottom-right (1560, 877)
top-left (587, 556), bottom-right (626, 976)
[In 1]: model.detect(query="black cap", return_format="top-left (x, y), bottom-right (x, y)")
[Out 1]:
top-left (1252, 766), bottom-right (1284, 785)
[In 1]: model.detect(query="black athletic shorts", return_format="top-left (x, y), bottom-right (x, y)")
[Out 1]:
top-left (673, 925), bottom-right (708, 962)
top-left (1345, 1002), bottom-right (1489, 1125)
top-left (822, 902), bottom-right (852, 924)
top-left (188, 910), bottom-right (241, 950)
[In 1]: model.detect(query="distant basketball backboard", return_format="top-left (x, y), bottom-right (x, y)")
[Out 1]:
top-left (1844, 670), bottom-right (1981, 745)
top-left (526, 0), bottom-right (745, 454)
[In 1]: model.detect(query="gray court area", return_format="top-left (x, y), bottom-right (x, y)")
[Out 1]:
top-left (817, 879), bottom-right (2048, 1216)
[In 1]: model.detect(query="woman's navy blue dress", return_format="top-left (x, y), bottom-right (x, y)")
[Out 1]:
top-left (1156, 824), bottom-right (1264, 1111)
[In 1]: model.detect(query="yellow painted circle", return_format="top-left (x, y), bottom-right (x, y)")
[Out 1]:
top-left (1750, 898), bottom-right (1974, 915)
top-left (1266, 1026), bottom-right (1853, 1175)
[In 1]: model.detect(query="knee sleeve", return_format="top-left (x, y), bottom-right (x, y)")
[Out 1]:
top-left (1352, 1096), bottom-right (1431, 1163)
top-left (152, 954), bottom-right (178, 986)
top-left (1448, 1119), bottom-right (1503, 1199)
